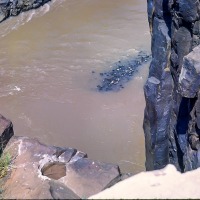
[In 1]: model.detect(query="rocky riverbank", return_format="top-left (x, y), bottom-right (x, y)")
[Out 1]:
top-left (0, 114), bottom-right (130, 199)
top-left (144, 0), bottom-right (200, 172)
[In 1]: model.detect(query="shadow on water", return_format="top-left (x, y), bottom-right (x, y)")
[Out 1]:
top-left (93, 52), bottom-right (151, 92)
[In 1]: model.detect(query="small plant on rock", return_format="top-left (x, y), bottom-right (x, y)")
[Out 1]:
top-left (0, 152), bottom-right (11, 179)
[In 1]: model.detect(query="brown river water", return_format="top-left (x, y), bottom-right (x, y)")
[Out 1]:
top-left (0, 0), bottom-right (150, 173)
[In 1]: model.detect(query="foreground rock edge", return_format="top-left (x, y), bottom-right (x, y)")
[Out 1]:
top-left (1, 136), bottom-right (122, 199)
top-left (89, 164), bottom-right (200, 199)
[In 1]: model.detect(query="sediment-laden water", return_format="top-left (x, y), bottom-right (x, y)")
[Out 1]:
top-left (0, 0), bottom-right (150, 173)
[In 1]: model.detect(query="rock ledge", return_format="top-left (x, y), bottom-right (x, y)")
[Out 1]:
top-left (1, 136), bottom-right (121, 199)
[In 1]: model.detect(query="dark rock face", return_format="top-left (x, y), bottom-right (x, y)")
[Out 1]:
top-left (144, 0), bottom-right (173, 170)
top-left (144, 0), bottom-right (200, 172)
top-left (0, 0), bottom-right (51, 22)
top-left (178, 0), bottom-right (199, 23)
top-left (0, 114), bottom-right (14, 151)
top-left (179, 46), bottom-right (200, 98)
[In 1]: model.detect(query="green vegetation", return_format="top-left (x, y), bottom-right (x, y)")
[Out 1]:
top-left (0, 152), bottom-right (11, 179)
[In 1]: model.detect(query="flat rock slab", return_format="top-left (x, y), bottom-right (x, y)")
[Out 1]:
top-left (60, 158), bottom-right (120, 198)
top-left (2, 136), bottom-right (121, 199)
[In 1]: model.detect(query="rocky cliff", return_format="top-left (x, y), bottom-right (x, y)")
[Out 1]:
top-left (144, 0), bottom-right (200, 172)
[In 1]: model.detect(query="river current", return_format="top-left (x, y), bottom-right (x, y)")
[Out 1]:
top-left (0, 0), bottom-right (150, 173)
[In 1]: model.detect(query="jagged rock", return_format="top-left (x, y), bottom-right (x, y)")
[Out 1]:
top-left (154, 0), bottom-right (170, 19)
top-left (178, 0), bottom-right (199, 23)
top-left (144, 73), bottom-right (172, 170)
top-left (149, 17), bottom-right (171, 78)
top-left (56, 147), bottom-right (77, 162)
top-left (69, 151), bottom-right (87, 162)
top-left (2, 136), bottom-right (121, 199)
top-left (173, 26), bottom-right (192, 73)
top-left (179, 45), bottom-right (200, 98)
top-left (143, 13), bottom-right (173, 170)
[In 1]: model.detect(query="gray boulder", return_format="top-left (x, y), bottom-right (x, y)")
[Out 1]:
top-left (179, 45), bottom-right (200, 98)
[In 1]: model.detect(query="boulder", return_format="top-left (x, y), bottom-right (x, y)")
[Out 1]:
top-left (178, 0), bottom-right (199, 23)
top-left (179, 45), bottom-right (200, 98)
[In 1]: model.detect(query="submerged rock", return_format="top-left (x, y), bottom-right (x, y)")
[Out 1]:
top-left (0, 0), bottom-right (51, 22)
top-left (96, 52), bottom-right (151, 92)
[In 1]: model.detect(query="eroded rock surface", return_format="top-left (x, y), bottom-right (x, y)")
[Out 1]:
top-left (2, 136), bottom-right (121, 199)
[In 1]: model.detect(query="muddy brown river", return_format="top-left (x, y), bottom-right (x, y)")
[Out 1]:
top-left (0, 0), bottom-right (150, 173)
